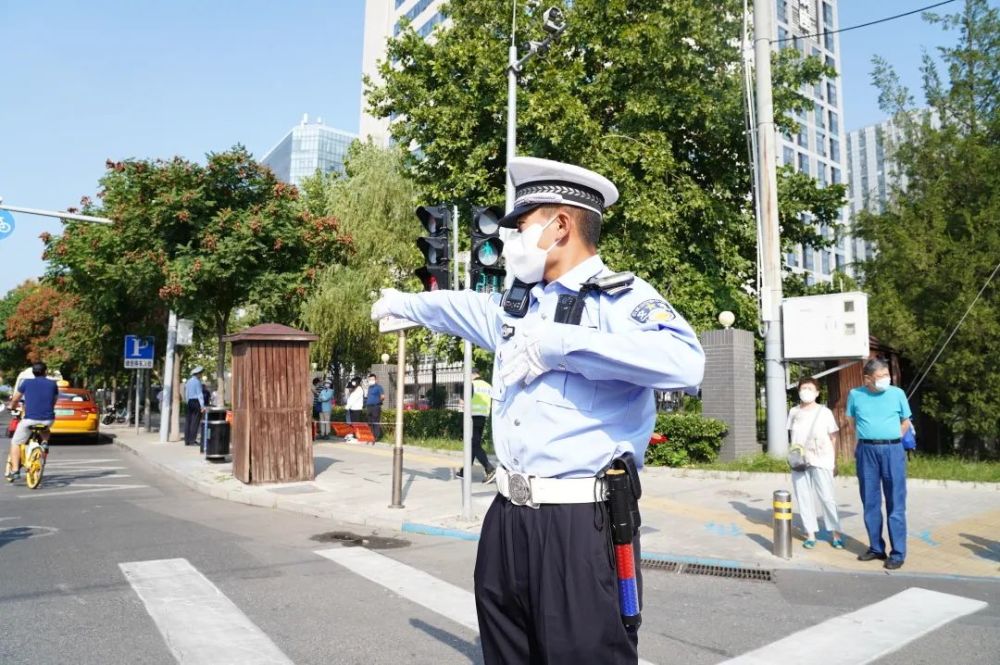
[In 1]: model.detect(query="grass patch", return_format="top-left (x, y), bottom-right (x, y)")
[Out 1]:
top-left (402, 436), bottom-right (496, 455)
top-left (691, 454), bottom-right (1000, 483)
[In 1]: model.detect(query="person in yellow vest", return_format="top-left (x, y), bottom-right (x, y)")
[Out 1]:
top-left (457, 369), bottom-right (496, 483)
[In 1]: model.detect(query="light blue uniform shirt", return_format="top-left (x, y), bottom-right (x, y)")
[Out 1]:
top-left (394, 255), bottom-right (705, 478)
top-left (184, 376), bottom-right (204, 408)
top-left (847, 385), bottom-right (911, 440)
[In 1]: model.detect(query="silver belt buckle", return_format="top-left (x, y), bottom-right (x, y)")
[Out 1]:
top-left (507, 472), bottom-right (536, 508)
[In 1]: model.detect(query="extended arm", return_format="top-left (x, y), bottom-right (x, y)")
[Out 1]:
top-left (373, 289), bottom-right (499, 352)
top-left (536, 324), bottom-right (704, 390)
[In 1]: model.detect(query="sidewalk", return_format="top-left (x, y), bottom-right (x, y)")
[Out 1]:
top-left (111, 427), bottom-right (1000, 579)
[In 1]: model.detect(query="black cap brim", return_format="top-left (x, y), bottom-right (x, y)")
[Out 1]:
top-left (497, 202), bottom-right (545, 229)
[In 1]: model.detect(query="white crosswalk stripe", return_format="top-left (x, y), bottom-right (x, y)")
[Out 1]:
top-left (120, 558), bottom-right (294, 665)
top-left (721, 586), bottom-right (988, 665)
top-left (314, 546), bottom-right (661, 665)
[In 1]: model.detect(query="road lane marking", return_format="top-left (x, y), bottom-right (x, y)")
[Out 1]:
top-left (315, 546), bottom-right (659, 665)
top-left (18, 483), bottom-right (149, 498)
top-left (120, 558), bottom-right (294, 665)
top-left (721, 587), bottom-right (988, 665)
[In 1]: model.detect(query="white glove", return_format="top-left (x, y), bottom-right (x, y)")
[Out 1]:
top-left (371, 288), bottom-right (404, 321)
top-left (499, 328), bottom-right (549, 387)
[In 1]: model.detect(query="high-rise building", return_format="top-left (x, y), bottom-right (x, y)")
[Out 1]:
top-left (845, 118), bottom-right (907, 262)
top-left (360, 0), bottom-right (448, 143)
top-left (772, 0), bottom-right (852, 284)
top-left (261, 114), bottom-right (356, 188)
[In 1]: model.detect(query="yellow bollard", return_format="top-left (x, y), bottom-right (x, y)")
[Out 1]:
top-left (773, 489), bottom-right (792, 559)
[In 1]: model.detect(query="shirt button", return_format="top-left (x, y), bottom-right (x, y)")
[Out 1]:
top-left (514, 419), bottom-right (521, 426)
top-left (513, 458), bottom-right (519, 465)
top-left (541, 313), bottom-right (548, 320)
top-left (558, 363), bottom-right (566, 370)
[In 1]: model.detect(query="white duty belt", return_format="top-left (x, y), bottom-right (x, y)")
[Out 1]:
top-left (495, 467), bottom-right (608, 509)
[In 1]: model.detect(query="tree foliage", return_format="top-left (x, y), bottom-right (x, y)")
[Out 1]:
top-left (44, 146), bottom-right (351, 400)
top-left (856, 0), bottom-right (1000, 442)
top-left (299, 142), bottom-right (424, 380)
top-left (366, 0), bottom-right (845, 330)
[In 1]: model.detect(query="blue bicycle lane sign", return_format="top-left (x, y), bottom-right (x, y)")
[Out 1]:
top-left (0, 210), bottom-right (14, 241)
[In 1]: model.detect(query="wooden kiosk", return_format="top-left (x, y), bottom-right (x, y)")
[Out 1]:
top-left (224, 323), bottom-right (318, 484)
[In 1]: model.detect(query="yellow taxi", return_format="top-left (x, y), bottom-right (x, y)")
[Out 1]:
top-left (50, 384), bottom-right (100, 443)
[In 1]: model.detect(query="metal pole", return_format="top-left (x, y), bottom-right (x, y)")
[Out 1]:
top-left (506, 43), bottom-right (517, 214)
top-left (144, 368), bottom-right (151, 433)
top-left (159, 311), bottom-right (177, 442)
top-left (453, 205), bottom-right (459, 290)
top-left (389, 330), bottom-right (406, 509)
top-left (753, 0), bottom-right (788, 458)
top-left (135, 369), bottom-right (142, 435)
top-left (462, 256), bottom-right (473, 520)
top-left (772, 489), bottom-right (792, 559)
top-left (0, 203), bottom-right (113, 225)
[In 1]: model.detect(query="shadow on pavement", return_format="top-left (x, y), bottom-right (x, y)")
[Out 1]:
top-left (314, 456), bottom-right (339, 475)
top-left (36, 469), bottom-right (122, 489)
top-left (409, 618), bottom-right (484, 664)
top-left (960, 533), bottom-right (1000, 563)
top-left (0, 526), bottom-right (37, 550)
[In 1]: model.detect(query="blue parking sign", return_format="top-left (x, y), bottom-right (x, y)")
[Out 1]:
top-left (124, 335), bottom-right (155, 368)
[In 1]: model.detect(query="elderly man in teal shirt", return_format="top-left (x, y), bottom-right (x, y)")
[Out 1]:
top-left (846, 358), bottom-right (912, 570)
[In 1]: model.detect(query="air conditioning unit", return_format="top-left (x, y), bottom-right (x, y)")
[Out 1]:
top-left (797, 0), bottom-right (815, 31)
top-left (782, 292), bottom-right (869, 361)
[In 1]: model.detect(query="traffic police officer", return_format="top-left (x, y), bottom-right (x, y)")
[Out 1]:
top-left (372, 157), bottom-right (704, 664)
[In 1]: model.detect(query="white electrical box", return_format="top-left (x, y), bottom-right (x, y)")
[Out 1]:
top-left (782, 292), bottom-right (869, 361)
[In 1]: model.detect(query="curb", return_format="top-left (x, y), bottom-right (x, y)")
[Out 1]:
top-left (647, 466), bottom-right (1000, 491)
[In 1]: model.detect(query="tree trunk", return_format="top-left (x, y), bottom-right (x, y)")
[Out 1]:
top-left (215, 311), bottom-right (230, 406)
top-left (125, 371), bottom-right (134, 425)
top-left (170, 348), bottom-right (182, 442)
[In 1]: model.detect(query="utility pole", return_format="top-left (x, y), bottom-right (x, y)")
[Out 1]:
top-left (159, 311), bottom-right (177, 443)
top-left (753, 0), bottom-right (788, 458)
top-left (461, 252), bottom-right (473, 520)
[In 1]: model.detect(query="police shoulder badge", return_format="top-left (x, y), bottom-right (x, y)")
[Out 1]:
top-left (631, 299), bottom-right (676, 325)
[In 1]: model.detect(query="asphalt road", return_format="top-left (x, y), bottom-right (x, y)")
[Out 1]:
top-left (0, 439), bottom-right (996, 665)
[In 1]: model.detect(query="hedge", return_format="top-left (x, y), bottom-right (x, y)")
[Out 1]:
top-left (325, 407), bottom-right (491, 446)
top-left (644, 413), bottom-right (728, 467)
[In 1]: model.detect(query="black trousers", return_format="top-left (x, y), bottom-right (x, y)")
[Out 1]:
top-left (472, 415), bottom-right (493, 472)
top-left (184, 400), bottom-right (202, 445)
top-left (474, 495), bottom-right (641, 664)
top-left (367, 404), bottom-right (382, 439)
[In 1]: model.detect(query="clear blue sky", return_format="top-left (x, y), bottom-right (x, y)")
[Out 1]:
top-left (0, 0), bottom-right (968, 295)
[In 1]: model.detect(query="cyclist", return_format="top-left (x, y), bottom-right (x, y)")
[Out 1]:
top-left (6, 362), bottom-right (58, 482)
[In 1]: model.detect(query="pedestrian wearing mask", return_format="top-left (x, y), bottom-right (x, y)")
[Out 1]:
top-left (786, 377), bottom-right (843, 550)
top-left (345, 377), bottom-right (364, 425)
top-left (846, 358), bottom-right (913, 570)
top-left (318, 381), bottom-right (334, 439)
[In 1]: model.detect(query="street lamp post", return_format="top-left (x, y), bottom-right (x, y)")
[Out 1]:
top-left (504, 4), bottom-right (567, 214)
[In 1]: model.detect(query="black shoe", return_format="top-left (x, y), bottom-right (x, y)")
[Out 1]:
top-left (455, 469), bottom-right (464, 479)
top-left (857, 550), bottom-right (888, 562)
top-left (884, 558), bottom-right (904, 570)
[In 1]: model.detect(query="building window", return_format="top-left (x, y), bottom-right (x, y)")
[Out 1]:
top-left (778, 26), bottom-right (789, 45)
top-left (835, 253), bottom-right (846, 272)
top-left (777, 0), bottom-right (788, 23)
top-left (829, 138), bottom-right (840, 162)
top-left (818, 163), bottom-right (828, 187)
top-left (798, 126), bottom-right (808, 148)
top-left (825, 55), bottom-right (835, 70)
top-left (821, 250), bottom-right (832, 274)
top-left (823, 2), bottom-right (834, 27)
top-left (787, 250), bottom-right (799, 268)
top-left (803, 247), bottom-right (814, 271)
top-left (816, 130), bottom-right (827, 157)
top-left (783, 145), bottom-right (795, 166)
top-left (827, 82), bottom-right (837, 105)
top-left (828, 111), bottom-right (839, 134)
top-left (798, 153), bottom-right (810, 175)
top-left (815, 106), bottom-right (825, 129)
top-left (831, 166), bottom-right (841, 184)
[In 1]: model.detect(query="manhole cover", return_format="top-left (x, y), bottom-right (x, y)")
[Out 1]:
top-left (311, 531), bottom-right (410, 550)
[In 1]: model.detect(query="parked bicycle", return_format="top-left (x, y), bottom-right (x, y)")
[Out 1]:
top-left (5, 423), bottom-right (49, 489)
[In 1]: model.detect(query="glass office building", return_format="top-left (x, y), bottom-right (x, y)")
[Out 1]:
top-left (360, 0), bottom-right (448, 143)
top-left (261, 114), bottom-right (357, 188)
top-left (773, 0), bottom-right (853, 284)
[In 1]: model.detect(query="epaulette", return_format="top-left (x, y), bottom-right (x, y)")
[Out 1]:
top-left (579, 271), bottom-right (634, 297)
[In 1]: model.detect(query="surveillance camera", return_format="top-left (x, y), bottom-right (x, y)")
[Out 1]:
top-left (542, 7), bottom-right (565, 34)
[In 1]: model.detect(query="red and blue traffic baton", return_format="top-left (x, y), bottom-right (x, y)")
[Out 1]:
top-left (606, 468), bottom-right (641, 628)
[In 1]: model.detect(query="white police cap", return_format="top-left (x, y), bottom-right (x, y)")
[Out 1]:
top-left (498, 157), bottom-right (619, 228)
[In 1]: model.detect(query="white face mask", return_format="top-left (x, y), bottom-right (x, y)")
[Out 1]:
top-left (799, 389), bottom-right (818, 404)
top-left (502, 215), bottom-right (559, 283)
top-left (874, 377), bottom-right (891, 391)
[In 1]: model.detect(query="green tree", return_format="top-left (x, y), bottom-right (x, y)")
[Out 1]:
top-left (366, 0), bottom-right (845, 331)
top-left (299, 142), bottom-right (424, 384)
top-left (45, 146), bottom-right (351, 402)
top-left (857, 0), bottom-right (1000, 446)
top-left (0, 282), bottom-right (33, 377)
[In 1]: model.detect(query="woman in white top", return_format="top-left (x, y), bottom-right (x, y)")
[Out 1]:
top-left (786, 377), bottom-right (844, 549)
top-left (345, 377), bottom-right (364, 425)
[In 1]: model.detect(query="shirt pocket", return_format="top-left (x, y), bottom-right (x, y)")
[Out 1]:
top-left (533, 372), bottom-right (596, 412)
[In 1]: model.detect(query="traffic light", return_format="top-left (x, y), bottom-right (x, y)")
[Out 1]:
top-left (470, 206), bottom-right (505, 293)
top-left (415, 205), bottom-right (451, 291)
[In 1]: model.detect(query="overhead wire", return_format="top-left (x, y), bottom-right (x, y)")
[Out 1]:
top-left (773, 0), bottom-right (960, 44)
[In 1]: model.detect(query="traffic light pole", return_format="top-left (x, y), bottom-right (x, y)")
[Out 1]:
top-left (390, 329), bottom-right (406, 509)
top-left (461, 254), bottom-right (473, 520)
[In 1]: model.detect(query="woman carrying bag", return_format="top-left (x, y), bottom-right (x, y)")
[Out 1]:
top-left (786, 377), bottom-right (844, 549)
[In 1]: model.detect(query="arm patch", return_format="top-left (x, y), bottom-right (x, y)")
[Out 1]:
top-left (631, 299), bottom-right (676, 324)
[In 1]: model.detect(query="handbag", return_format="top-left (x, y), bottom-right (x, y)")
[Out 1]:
top-left (788, 407), bottom-right (822, 472)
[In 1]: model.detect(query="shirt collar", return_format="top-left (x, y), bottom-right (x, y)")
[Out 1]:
top-left (546, 254), bottom-right (607, 293)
